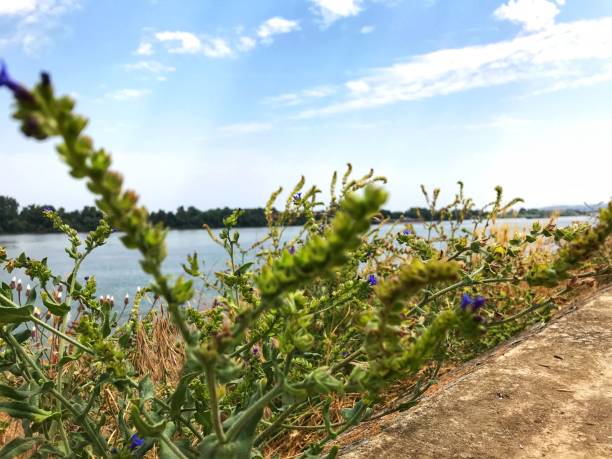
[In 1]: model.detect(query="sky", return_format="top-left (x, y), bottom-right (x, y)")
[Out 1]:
top-left (0, 0), bottom-right (611, 212)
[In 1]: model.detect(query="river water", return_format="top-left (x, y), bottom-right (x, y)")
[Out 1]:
top-left (0, 216), bottom-right (592, 311)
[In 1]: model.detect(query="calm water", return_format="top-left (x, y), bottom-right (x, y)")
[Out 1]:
top-left (0, 216), bottom-right (592, 310)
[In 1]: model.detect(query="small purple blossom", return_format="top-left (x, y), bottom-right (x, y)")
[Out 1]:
top-left (293, 192), bottom-right (302, 203)
top-left (288, 246), bottom-right (296, 255)
top-left (460, 293), bottom-right (486, 312)
top-left (129, 433), bottom-right (144, 451)
top-left (403, 229), bottom-right (412, 235)
top-left (0, 61), bottom-right (34, 102)
top-left (252, 345), bottom-right (260, 356)
top-left (460, 293), bottom-right (472, 310)
top-left (367, 274), bottom-right (377, 286)
top-left (473, 295), bottom-right (486, 310)
top-left (42, 206), bottom-right (54, 212)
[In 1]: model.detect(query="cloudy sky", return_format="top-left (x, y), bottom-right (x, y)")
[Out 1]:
top-left (0, 0), bottom-right (611, 211)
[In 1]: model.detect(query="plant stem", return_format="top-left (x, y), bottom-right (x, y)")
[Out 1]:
top-left (204, 363), bottom-right (227, 443)
top-left (0, 290), bottom-right (94, 354)
top-left (159, 431), bottom-right (190, 459)
top-left (1, 330), bottom-right (109, 458)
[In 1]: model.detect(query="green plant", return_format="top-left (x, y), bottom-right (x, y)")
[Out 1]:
top-left (0, 64), bottom-right (610, 459)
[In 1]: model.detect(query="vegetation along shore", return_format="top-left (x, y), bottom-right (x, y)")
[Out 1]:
top-left (0, 194), bottom-right (599, 234)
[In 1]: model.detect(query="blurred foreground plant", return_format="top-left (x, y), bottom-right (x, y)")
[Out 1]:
top-left (0, 64), bottom-right (610, 458)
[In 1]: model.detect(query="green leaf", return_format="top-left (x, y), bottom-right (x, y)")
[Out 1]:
top-left (0, 384), bottom-right (33, 401)
top-left (235, 262), bottom-right (254, 276)
top-left (0, 401), bottom-right (58, 423)
top-left (0, 305), bottom-right (33, 326)
top-left (58, 350), bottom-right (84, 367)
top-left (131, 407), bottom-right (165, 436)
top-left (40, 291), bottom-right (70, 316)
top-left (0, 437), bottom-right (38, 458)
top-left (12, 328), bottom-right (32, 344)
top-left (138, 375), bottom-right (155, 404)
top-left (170, 373), bottom-right (196, 418)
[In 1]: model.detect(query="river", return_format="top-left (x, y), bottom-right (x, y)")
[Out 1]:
top-left (0, 216), bottom-right (592, 313)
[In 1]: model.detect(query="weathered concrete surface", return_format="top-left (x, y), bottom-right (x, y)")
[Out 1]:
top-left (339, 287), bottom-right (612, 459)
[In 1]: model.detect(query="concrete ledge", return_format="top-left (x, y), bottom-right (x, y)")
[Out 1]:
top-left (339, 287), bottom-right (612, 459)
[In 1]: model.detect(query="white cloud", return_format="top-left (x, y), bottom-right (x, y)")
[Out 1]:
top-left (105, 89), bottom-right (151, 101)
top-left (237, 36), bottom-right (256, 52)
top-left (201, 37), bottom-right (232, 58)
top-left (311, 0), bottom-right (363, 27)
top-left (154, 31), bottom-right (232, 58)
top-left (217, 122), bottom-right (273, 134)
top-left (265, 86), bottom-right (336, 106)
top-left (124, 60), bottom-right (176, 80)
top-left (124, 60), bottom-right (175, 73)
top-left (0, 0), bottom-right (80, 53)
top-left (136, 41), bottom-right (154, 56)
top-left (257, 17), bottom-right (300, 42)
top-left (0, 0), bottom-right (37, 15)
top-left (465, 116), bottom-right (532, 130)
top-left (155, 31), bottom-right (202, 54)
top-left (346, 80), bottom-right (370, 93)
top-left (530, 65), bottom-right (612, 96)
top-left (360, 25), bottom-right (375, 34)
top-left (290, 16), bottom-right (612, 118)
top-left (494, 0), bottom-right (565, 32)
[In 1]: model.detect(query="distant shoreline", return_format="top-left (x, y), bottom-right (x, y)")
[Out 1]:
top-left (0, 213), bottom-right (595, 237)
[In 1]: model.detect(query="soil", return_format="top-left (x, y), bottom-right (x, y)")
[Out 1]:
top-left (337, 286), bottom-right (612, 459)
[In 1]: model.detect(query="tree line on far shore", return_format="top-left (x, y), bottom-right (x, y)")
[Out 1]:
top-left (0, 195), bottom-right (593, 234)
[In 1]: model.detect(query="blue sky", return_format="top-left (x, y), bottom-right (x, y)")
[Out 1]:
top-left (1, 0), bottom-right (611, 211)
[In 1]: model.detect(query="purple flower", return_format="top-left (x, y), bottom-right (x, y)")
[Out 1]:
top-left (0, 61), bottom-right (34, 102)
top-left (473, 295), bottom-right (486, 310)
top-left (402, 229), bottom-right (412, 235)
top-left (460, 293), bottom-right (486, 312)
top-left (460, 293), bottom-right (473, 310)
top-left (252, 345), bottom-right (260, 356)
top-left (367, 274), bottom-right (377, 286)
top-left (293, 192), bottom-right (302, 203)
top-left (288, 246), bottom-right (296, 255)
top-left (129, 433), bottom-right (144, 451)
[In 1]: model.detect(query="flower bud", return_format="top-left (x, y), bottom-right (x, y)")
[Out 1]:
top-left (110, 296), bottom-right (115, 307)
top-left (99, 295), bottom-right (105, 303)
top-left (33, 307), bottom-right (41, 318)
top-left (46, 310), bottom-right (52, 320)
top-left (25, 284), bottom-right (31, 298)
top-left (124, 293), bottom-right (129, 306)
top-left (57, 284), bottom-right (63, 293)
top-left (16, 279), bottom-right (22, 292)
top-left (10, 276), bottom-right (16, 289)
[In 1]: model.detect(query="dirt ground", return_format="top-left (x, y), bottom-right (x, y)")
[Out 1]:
top-left (337, 286), bottom-right (612, 459)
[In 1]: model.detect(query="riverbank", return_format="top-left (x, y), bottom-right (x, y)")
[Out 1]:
top-left (337, 285), bottom-right (612, 458)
